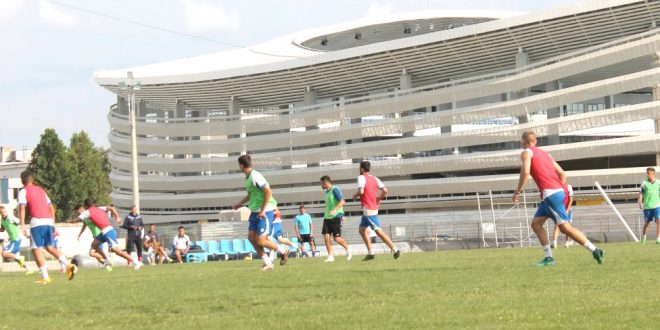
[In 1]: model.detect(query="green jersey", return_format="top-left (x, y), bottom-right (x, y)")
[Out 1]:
top-left (1, 215), bottom-right (21, 242)
top-left (324, 186), bottom-right (345, 219)
top-left (245, 170), bottom-right (277, 212)
top-left (641, 179), bottom-right (660, 209)
top-left (83, 218), bottom-right (102, 237)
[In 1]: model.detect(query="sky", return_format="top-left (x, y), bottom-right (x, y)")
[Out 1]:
top-left (0, 0), bottom-right (578, 149)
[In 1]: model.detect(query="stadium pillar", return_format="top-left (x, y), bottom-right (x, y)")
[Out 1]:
top-left (545, 80), bottom-right (562, 145)
top-left (653, 85), bottom-right (660, 166)
top-left (514, 49), bottom-right (530, 124)
top-left (303, 87), bottom-right (321, 167)
top-left (605, 95), bottom-right (614, 109)
top-left (117, 96), bottom-right (128, 115)
top-left (400, 70), bottom-right (414, 137)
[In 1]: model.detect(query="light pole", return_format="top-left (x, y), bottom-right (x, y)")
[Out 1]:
top-left (119, 71), bottom-right (141, 213)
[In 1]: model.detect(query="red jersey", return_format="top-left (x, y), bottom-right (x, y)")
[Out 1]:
top-left (79, 207), bottom-right (112, 230)
top-left (358, 174), bottom-right (384, 210)
top-left (20, 185), bottom-right (52, 218)
top-left (527, 146), bottom-right (563, 198)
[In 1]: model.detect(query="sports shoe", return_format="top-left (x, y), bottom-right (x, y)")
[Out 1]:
top-left (324, 255), bottom-right (335, 263)
top-left (134, 261), bottom-right (143, 270)
top-left (280, 247), bottom-right (290, 266)
top-left (104, 264), bottom-right (113, 272)
top-left (261, 264), bottom-right (274, 272)
top-left (393, 250), bottom-right (401, 260)
top-left (592, 248), bottom-right (604, 265)
top-left (656, 239), bottom-right (660, 244)
top-left (534, 257), bottom-right (555, 267)
top-left (17, 255), bottom-right (26, 267)
top-left (25, 269), bottom-right (35, 275)
top-left (346, 248), bottom-right (353, 261)
top-left (35, 277), bottom-right (52, 285)
top-left (363, 254), bottom-right (375, 261)
top-left (641, 237), bottom-right (647, 244)
top-left (66, 264), bottom-right (78, 280)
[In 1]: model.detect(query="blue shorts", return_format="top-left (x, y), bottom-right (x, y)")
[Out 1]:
top-left (270, 223), bottom-right (283, 239)
top-left (3, 240), bottom-right (21, 254)
top-left (535, 191), bottom-right (572, 225)
top-left (643, 208), bottom-right (660, 222)
top-left (95, 228), bottom-right (119, 248)
top-left (360, 215), bottom-right (382, 230)
top-left (248, 211), bottom-right (274, 236)
top-left (30, 225), bottom-right (54, 249)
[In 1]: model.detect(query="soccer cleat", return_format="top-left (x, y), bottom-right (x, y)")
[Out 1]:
top-left (656, 239), bottom-right (660, 244)
top-left (134, 261), bottom-right (143, 270)
top-left (17, 255), bottom-right (26, 267)
top-left (393, 250), bottom-right (401, 260)
top-left (346, 248), bottom-right (353, 261)
top-left (592, 249), bottom-right (604, 265)
top-left (534, 257), bottom-right (555, 267)
top-left (280, 247), bottom-right (290, 266)
top-left (35, 277), bottom-right (52, 285)
top-left (25, 269), bottom-right (35, 276)
top-left (362, 254), bottom-right (375, 261)
top-left (104, 264), bottom-right (113, 272)
top-left (641, 237), bottom-right (646, 244)
top-left (324, 255), bottom-right (335, 263)
top-left (66, 264), bottom-right (78, 280)
top-left (261, 264), bottom-right (274, 272)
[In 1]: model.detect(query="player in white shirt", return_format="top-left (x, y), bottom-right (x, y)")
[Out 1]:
top-left (172, 226), bottom-right (190, 263)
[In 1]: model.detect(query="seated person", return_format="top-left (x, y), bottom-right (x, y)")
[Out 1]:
top-left (143, 224), bottom-right (170, 264)
top-left (172, 226), bottom-right (190, 263)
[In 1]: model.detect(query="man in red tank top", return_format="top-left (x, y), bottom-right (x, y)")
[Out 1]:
top-left (352, 161), bottom-right (401, 261)
top-left (513, 131), bottom-right (603, 266)
top-left (18, 171), bottom-right (77, 284)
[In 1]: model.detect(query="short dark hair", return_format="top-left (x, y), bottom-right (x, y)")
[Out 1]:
top-left (320, 175), bottom-right (332, 183)
top-left (238, 155), bottom-right (252, 168)
top-left (647, 167), bottom-right (656, 173)
top-left (20, 170), bottom-right (33, 184)
top-left (299, 205), bottom-right (305, 210)
top-left (178, 226), bottom-right (184, 230)
top-left (73, 204), bottom-right (82, 210)
top-left (83, 198), bottom-right (95, 208)
top-left (360, 160), bottom-right (371, 172)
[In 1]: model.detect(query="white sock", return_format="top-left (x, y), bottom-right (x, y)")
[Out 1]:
top-left (553, 240), bottom-right (557, 246)
top-left (58, 255), bottom-right (68, 267)
top-left (583, 240), bottom-right (597, 252)
top-left (277, 245), bottom-right (288, 254)
top-left (392, 247), bottom-right (399, 253)
top-left (543, 244), bottom-right (553, 258)
top-left (292, 243), bottom-right (299, 250)
top-left (262, 254), bottom-right (273, 266)
top-left (367, 249), bottom-right (374, 255)
top-left (40, 266), bottom-right (49, 279)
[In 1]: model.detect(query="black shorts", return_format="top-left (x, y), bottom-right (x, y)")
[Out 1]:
top-left (299, 234), bottom-right (315, 243)
top-left (322, 217), bottom-right (342, 237)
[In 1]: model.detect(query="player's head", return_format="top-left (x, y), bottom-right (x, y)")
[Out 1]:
top-left (320, 175), bottom-right (332, 190)
top-left (178, 226), bottom-right (185, 235)
top-left (521, 130), bottom-right (537, 148)
top-left (83, 198), bottom-right (95, 209)
top-left (359, 160), bottom-right (371, 175)
top-left (237, 155), bottom-right (252, 173)
top-left (20, 170), bottom-right (34, 185)
top-left (646, 167), bottom-right (656, 180)
top-left (130, 205), bottom-right (138, 214)
top-left (149, 223), bottom-right (156, 231)
top-left (299, 205), bottom-right (306, 214)
top-left (0, 205), bottom-right (7, 217)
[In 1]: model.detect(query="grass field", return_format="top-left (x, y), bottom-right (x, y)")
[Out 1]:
top-left (1, 242), bottom-right (659, 329)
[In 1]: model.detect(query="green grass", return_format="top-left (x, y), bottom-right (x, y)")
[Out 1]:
top-left (1, 243), bottom-right (659, 329)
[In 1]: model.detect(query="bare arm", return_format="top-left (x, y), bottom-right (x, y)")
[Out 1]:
top-left (353, 188), bottom-right (364, 200)
top-left (50, 205), bottom-right (56, 221)
top-left (19, 205), bottom-right (28, 237)
top-left (513, 151), bottom-right (532, 202)
top-left (233, 195), bottom-right (250, 210)
top-left (107, 206), bottom-right (121, 223)
top-left (310, 221), bottom-right (314, 237)
top-left (258, 186), bottom-right (272, 217)
top-left (553, 160), bottom-right (566, 185)
top-left (77, 223), bottom-right (88, 240)
top-left (377, 187), bottom-right (388, 204)
top-left (566, 195), bottom-right (574, 213)
top-left (294, 223), bottom-right (301, 238)
top-left (638, 191), bottom-right (644, 209)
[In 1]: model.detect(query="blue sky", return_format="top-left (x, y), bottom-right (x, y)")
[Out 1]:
top-left (0, 0), bottom-right (577, 149)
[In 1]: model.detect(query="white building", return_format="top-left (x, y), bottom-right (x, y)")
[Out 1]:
top-left (95, 0), bottom-right (660, 223)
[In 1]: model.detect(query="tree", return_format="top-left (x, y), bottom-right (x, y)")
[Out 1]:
top-left (68, 132), bottom-right (112, 208)
top-left (27, 129), bottom-right (75, 221)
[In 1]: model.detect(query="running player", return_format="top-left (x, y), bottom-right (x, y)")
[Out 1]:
top-left (76, 199), bottom-right (143, 270)
top-left (320, 175), bottom-right (352, 262)
top-left (352, 161), bottom-right (400, 260)
top-left (513, 131), bottom-right (603, 266)
top-left (0, 205), bottom-right (33, 274)
top-left (552, 184), bottom-right (574, 248)
top-left (75, 203), bottom-right (120, 269)
top-left (18, 171), bottom-right (76, 284)
top-left (269, 208), bottom-right (299, 265)
top-left (232, 155), bottom-right (289, 271)
top-left (638, 167), bottom-right (660, 244)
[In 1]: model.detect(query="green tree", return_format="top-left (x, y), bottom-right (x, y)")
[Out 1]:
top-left (27, 129), bottom-right (75, 221)
top-left (68, 132), bottom-right (112, 208)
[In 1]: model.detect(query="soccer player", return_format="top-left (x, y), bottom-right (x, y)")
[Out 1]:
top-left (269, 208), bottom-right (299, 265)
top-left (75, 203), bottom-right (120, 269)
top-left (352, 161), bottom-right (401, 261)
top-left (18, 171), bottom-right (76, 284)
top-left (551, 184), bottom-right (574, 248)
top-left (0, 205), bottom-right (33, 274)
top-left (513, 131), bottom-right (604, 266)
top-left (320, 175), bottom-right (352, 262)
top-left (232, 155), bottom-right (289, 271)
top-left (294, 205), bottom-right (316, 257)
top-left (76, 199), bottom-right (143, 270)
top-left (638, 167), bottom-right (660, 244)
